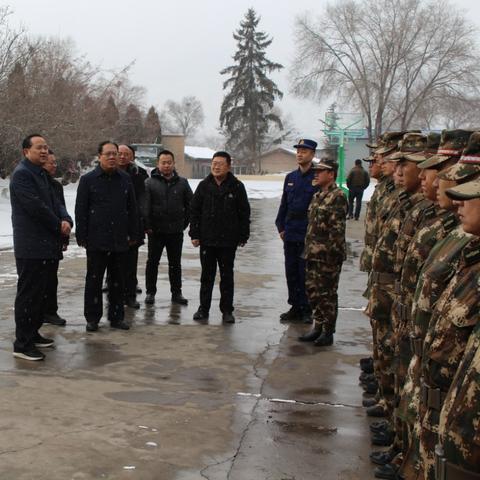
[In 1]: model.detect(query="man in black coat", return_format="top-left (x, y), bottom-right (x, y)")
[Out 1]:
top-left (144, 149), bottom-right (193, 305)
top-left (43, 149), bottom-right (69, 326)
top-left (118, 144), bottom-right (148, 309)
top-left (189, 151), bottom-right (250, 323)
top-left (75, 141), bottom-right (138, 332)
top-left (346, 158), bottom-right (370, 220)
top-left (10, 134), bottom-right (73, 361)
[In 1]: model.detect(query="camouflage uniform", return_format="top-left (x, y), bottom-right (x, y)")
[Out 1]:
top-left (438, 322), bottom-right (480, 476)
top-left (418, 237), bottom-right (480, 479)
top-left (399, 226), bottom-right (472, 476)
top-left (360, 175), bottom-right (388, 273)
top-left (304, 183), bottom-right (347, 335)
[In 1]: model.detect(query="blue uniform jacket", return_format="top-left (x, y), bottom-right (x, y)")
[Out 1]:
top-left (75, 165), bottom-right (138, 252)
top-left (275, 166), bottom-right (318, 242)
top-left (10, 158), bottom-right (73, 259)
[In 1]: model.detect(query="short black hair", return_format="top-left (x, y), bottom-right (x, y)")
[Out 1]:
top-left (355, 159), bottom-right (362, 166)
top-left (158, 149), bottom-right (175, 161)
top-left (98, 140), bottom-right (118, 155)
top-left (48, 148), bottom-right (54, 155)
top-left (212, 150), bottom-right (231, 165)
top-left (22, 133), bottom-right (44, 149)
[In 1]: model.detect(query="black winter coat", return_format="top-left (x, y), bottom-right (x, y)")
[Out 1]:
top-left (48, 175), bottom-right (69, 256)
top-left (10, 158), bottom-right (72, 259)
top-left (189, 172), bottom-right (250, 247)
top-left (75, 166), bottom-right (138, 252)
top-left (125, 162), bottom-right (149, 243)
top-left (144, 169), bottom-right (193, 234)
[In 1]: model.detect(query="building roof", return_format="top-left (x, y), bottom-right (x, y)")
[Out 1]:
top-left (185, 146), bottom-right (216, 160)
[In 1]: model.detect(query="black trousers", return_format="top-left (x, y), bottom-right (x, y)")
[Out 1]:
top-left (44, 259), bottom-right (60, 315)
top-left (14, 258), bottom-right (57, 350)
top-left (145, 232), bottom-right (184, 296)
top-left (348, 187), bottom-right (364, 220)
top-left (84, 250), bottom-right (127, 324)
top-left (284, 241), bottom-right (309, 311)
top-left (124, 245), bottom-right (139, 300)
top-left (199, 245), bottom-right (237, 314)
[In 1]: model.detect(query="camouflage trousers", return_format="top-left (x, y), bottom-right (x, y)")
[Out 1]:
top-left (305, 261), bottom-right (341, 335)
top-left (366, 282), bottom-right (396, 416)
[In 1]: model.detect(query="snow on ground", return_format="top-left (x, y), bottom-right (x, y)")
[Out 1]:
top-left (0, 176), bottom-right (374, 250)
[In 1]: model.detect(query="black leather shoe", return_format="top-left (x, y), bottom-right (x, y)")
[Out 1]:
top-left (366, 404), bottom-right (386, 417)
top-left (374, 463), bottom-right (398, 479)
top-left (144, 294), bottom-right (155, 305)
top-left (298, 328), bottom-right (322, 342)
top-left (370, 449), bottom-right (398, 466)
top-left (110, 321), bottom-right (130, 330)
top-left (43, 313), bottom-right (67, 326)
top-left (363, 381), bottom-right (379, 395)
top-left (360, 356), bottom-right (374, 373)
top-left (126, 298), bottom-right (140, 309)
top-left (171, 293), bottom-right (188, 305)
top-left (360, 372), bottom-right (376, 383)
top-left (193, 308), bottom-right (209, 321)
top-left (86, 321), bottom-right (98, 332)
top-left (314, 332), bottom-right (334, 347)
top-left (363, 398), bottom-right (378, 407)
top-left (370, 419), bottom-right (390, 433)
top-left (222, 312), bottom-right (235, 323)
top-left (371, 430), bottom-right (395, 446)
top-left (280, 307), bottom-right (301, 322)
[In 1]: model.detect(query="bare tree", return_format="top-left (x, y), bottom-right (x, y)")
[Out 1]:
top-left (164, 95), bottom-right (204, 139)
top-left (291, 0), bottom-right (480, 140)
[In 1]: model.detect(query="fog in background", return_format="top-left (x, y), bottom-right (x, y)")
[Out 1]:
top-left (8, 0), bottom-right (480, 142)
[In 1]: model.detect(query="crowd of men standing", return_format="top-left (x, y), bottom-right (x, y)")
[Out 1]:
top-left (9, 134), bottom-right (250, 361)
top-left (358, 129), bottom-right (480, 480)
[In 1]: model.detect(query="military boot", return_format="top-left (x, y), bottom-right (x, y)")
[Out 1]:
top-left (298, 327), bottom-right (322, 342)
top-left (314, 332), bottom-right (334, 347)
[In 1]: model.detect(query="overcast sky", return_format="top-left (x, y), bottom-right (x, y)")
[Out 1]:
top-left (7, 0), bottom-right (480, 144)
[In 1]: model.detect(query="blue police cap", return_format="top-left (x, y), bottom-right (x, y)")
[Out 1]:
top-left (293, 139), bottom-right (317, 151)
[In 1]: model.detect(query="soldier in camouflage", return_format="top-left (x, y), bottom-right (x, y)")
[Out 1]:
top-left (298, 159), bottom-right (347, 347)
top-left (434, 177), bottom-right (480, 480)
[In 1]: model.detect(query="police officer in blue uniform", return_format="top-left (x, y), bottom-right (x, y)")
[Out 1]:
top-left (275, 139), bottom-right (319, 323)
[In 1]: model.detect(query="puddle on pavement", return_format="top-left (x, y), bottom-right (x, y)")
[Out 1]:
top-left (272, 420), bottom-right (338, 435)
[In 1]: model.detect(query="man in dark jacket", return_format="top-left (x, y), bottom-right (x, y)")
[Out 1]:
top-left (189, 151), bottom-right (250, 323)
top-left (118, 144), bottom-right (148, 309)
top-left (75, 141), bottom-right (138, 332)
top-left (143, 149), bottom-right (193, 305)
top-left (346, 158), bottom-right (370, 220)
top-left (275, 139), bottom-right (319, 324)
top-left (43, 149), bottom-right (69, 326)
top-left (10, 134), bottom-right (73, 361)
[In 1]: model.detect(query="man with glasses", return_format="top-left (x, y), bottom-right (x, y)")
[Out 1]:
top-left (75, 141), bottom-right (138, 332)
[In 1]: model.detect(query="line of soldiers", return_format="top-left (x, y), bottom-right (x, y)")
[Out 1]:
top-left (359, 129), bottom-right (480, 480)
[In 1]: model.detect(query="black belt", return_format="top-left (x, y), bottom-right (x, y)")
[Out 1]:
top-left (435, 444), bottom-right (480, 480)
top-left (421, 381), bottom-right (447, 411)
top-left (409, 336), bottom-right (423, 357)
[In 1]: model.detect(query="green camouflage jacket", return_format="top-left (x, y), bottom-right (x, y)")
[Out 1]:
top-left (439, 323), bottom-right (480, 473)
top-left (304, 183), bottom-right (347, 265)
top-left (360, 176), bottom-right (388, 272)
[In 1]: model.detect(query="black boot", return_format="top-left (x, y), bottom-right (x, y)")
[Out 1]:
top-left (314, 332), bottom-right (334, 346)
top-left (171, 292), bottom-right (188, 305)
top-left (193, 308), bottom-right (209, 321)
top-left (280, 307), bottom-right (301, 322)
top-left (298, 327), bottom-right (322, 342)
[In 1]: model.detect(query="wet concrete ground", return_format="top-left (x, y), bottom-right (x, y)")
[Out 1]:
top-left (0, 199), bottom-right (376, 480)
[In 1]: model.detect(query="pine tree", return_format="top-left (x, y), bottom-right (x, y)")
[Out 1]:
top-left (219, 8), bottom-right (283, 172)
top-left (144, 106), bottom-right (162, 143)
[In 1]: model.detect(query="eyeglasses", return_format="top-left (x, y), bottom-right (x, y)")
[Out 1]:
top-left (101, 151), bottom-right (118, 158)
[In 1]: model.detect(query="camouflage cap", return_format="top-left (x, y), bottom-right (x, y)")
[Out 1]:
top-left (437, 131), bottom-right (480, 181)
top-left (445, 178), bottom-right (480, 200)
top-left (386, 133), bottom-right (428, 162)
top-left (408, 132), bottom-right (442, 165)
top-left (418, 129), bottom-right (473, 171)
top-left (375, 131), bottom-right (409, 155)
top-left (311, 159), bottom-right (337, 171)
